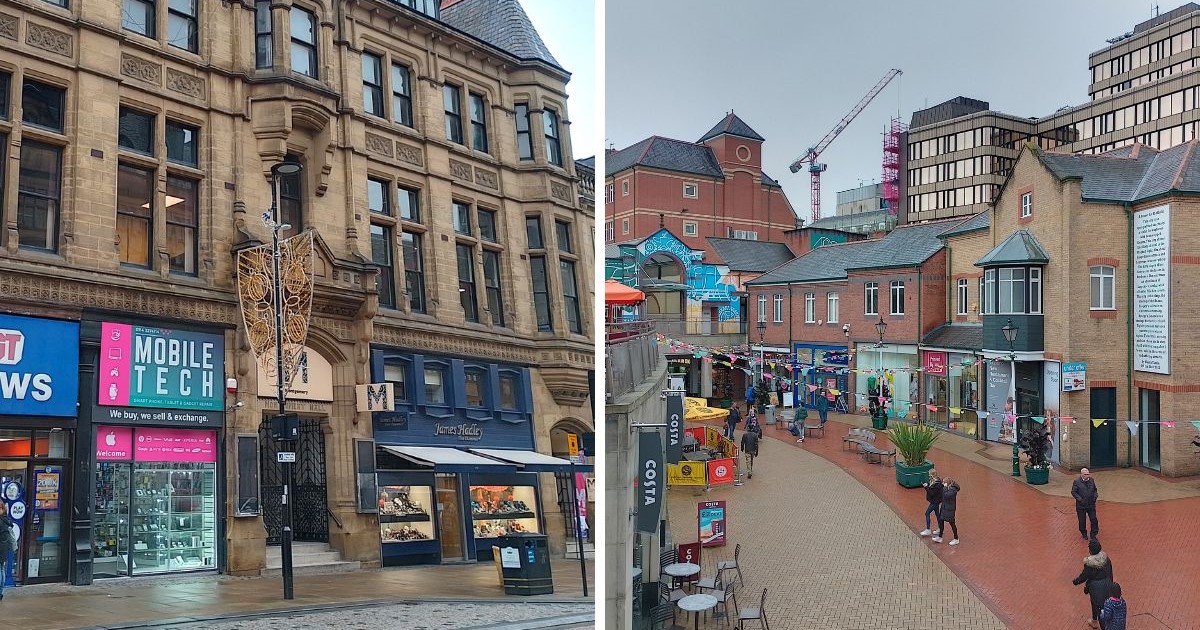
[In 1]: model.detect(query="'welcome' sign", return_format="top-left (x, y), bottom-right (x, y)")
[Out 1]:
top-left (99, 323), bottom-right (224, 411)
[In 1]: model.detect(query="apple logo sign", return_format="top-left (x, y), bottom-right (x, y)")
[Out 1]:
top-left (106, 431), bottom-right (117, 447)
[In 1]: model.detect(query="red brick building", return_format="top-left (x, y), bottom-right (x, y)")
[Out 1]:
top-left (604, 113), bottom-right (798, 256)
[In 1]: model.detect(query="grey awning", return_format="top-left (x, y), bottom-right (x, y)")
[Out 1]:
top-left (379, 445), bottom-right (516, 473)
top-left (470, 448), bottom-right (593, 473)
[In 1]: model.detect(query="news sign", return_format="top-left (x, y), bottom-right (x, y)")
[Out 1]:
top-left (0, 314), bottom-right (79, 417)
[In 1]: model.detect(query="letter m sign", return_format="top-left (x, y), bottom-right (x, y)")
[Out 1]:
top-left (356, 382), bottom-right (395, 412)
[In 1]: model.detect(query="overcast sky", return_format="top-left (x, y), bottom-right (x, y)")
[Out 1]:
top-left (521, 0), bottom-right (597, 161)
top-left (605, 0), bottom-right (1159, 221)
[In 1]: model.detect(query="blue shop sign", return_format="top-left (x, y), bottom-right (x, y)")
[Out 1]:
top-left (0, 314), bottom-right (80, 417)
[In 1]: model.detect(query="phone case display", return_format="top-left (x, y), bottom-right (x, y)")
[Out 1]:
top-left (378, 486), bottom-right (436, 543)
top-left (130, 465), bottom-right (216, 573)
top-left (470, 485), bottom-right (539, 539)
top-left (93, 463), bottom-right (131, 578)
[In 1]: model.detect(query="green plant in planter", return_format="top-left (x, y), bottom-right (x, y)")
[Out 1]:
top-left (887, 422), bottom-right (940, 488)
top-left (1019, 426), bottom-right (1052, 485)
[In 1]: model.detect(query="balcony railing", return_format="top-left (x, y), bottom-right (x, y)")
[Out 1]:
top-left (645, 316), bottom-right (749, 337)
top-left (605, 320), bottom-right (660, 400)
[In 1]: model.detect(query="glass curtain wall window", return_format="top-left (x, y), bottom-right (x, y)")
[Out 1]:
top-left (457, 244), bottom-right (478, 322)
top-left (543, 108), bottom-right (563, 166)
top-left (444, 85), bottom-right (463, 144)
top-left (560, 260), bottom-right (581, 334)
top-left (392, 64), bottom-right (412, 127)
top-left (1090, 265), bottom-right (1115, 309)
top-left (469, 93), bottom-right (488, 152)
top-left (18, 142), bottom-right (62, 251)
top-left (362, 53), bottom-right (384, 117)
top-left (515, 103), bottom-right (533, 160)
top-left (117, 164), bottom-right (155, 268)
top-left (290, 8), bottom-right (317, 78)
top-left (401, 232), bottom-right (425, 313)
top-left (482, 250), bottom-right (504, 326)
top-left (890, 281), bottom-right (905, 315)
top-left (255, 1), bottom-right (273, 68)
top-left (530, 256), bottom-right (552, 332)
top-left (864, 282), bottom-right (878, 315)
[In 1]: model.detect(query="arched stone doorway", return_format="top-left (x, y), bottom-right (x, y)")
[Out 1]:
top-left (548, 419), bottom-right (594, 548)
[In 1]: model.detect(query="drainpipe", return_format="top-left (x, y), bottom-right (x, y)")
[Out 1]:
top-left (1125, 202), bottom-right (1134, 468)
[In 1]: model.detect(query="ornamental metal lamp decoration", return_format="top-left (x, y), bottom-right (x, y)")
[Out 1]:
top-left (1002, 318), bottom-right (1020, 477)
top-left (235, 161), bottom-right (314, 600)
top-left (873, 316), bottom-right (887, 429)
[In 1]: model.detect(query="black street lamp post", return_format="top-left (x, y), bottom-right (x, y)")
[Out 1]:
top-left (756, 320), bottom-right (766, 402)
top-left (1002, 318), bottom-right (1020, 477)
top-left (873, 316), bottom-right (887, 428)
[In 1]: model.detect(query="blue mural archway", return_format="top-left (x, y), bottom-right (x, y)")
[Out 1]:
top-left (618, 228), bottom-right (741, 321)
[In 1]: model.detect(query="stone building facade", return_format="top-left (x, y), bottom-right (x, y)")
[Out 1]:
top-left (0, 0), bottom-right (592, 586)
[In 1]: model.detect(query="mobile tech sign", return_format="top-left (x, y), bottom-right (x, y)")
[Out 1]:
top-left (96, 323), bottom-right (225, 426)
top-left (0, 315), bottom-right (79, 417)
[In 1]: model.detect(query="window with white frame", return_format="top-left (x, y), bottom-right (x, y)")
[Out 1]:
top-left (758, 294), bottom-right (767, 322)
top-left (805, 292), bottom-right (816, 322)
top-left (978, 277), bottom-right (984, 314)
top-left (890, 281), bottom-right (905, 315)
top-left (957, 279), bottom-right (968, 315)
top-left (864, 282), bottom-right (878, 315)
top-left (622, 219), bottom-right (629, 234)
top-left (983, 269), bottom-right (996, 314)
top-left (604, 221), bottom-right (614, 242)
top-left (622, 180), bottom-right (629, 196)
top-left (605, 184), bottom-right (614, 204)
top-left (1021, 192), bottom-right (1032, 218)
top-left (998, 267), bottom-right (1026, 314)
top-left (773, 294), bottom-right (783, 322)
top-left (1090, 265), bottom-right (1115, 309)
top-left (683, 222), bottom-right (697, 236)
top-left (683, 182), bottom-right (698, 198)
top-left (827, 292), bottom-right (839, 323)
top-left (1029, 268), bottom-right (1042, 313)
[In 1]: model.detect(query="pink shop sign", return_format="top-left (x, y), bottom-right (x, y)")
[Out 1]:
top-left (134, 428), bottom-right (217, 463)
top-left (96, 426), bottom-right (135, 461)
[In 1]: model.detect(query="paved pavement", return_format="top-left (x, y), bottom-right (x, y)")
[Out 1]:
top-left (747, 413), bottom-right (1200, 630)
top-left (666, 424), bottom-right (1005, 630)
top-left (0, 558), bottom-right (593, 629)
top-left (165, 602), bottom-right (594, 629)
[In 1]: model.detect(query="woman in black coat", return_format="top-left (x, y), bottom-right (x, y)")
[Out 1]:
top-left (1072, 538), bottom-right (1114, 629)
top-left (933, 479), bottom-right (959, 545)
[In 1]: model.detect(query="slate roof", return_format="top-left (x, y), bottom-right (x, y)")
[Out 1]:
top-left (938, 211), bottom-right (990, 238)
top-left (440, 0), bottom-right (561, 69)
top-left (576, 156), bottom-right (594, 170)
top-left (697, 113), bottom-right (766, 143)
top-left (761, 171), bottom-right (781, 187)
top-left (974, 230), bottom-right (1050, 266)
top-left (605, 136), bottom-right (725, 178)
top-left (1033, 141), bottom-right (1200, 202)
top-left (922, 324), bottom-right (984, 351)
top-left (747, 220), bottom-right (952, 285)
top-left (706, 238), bottom-right (795, 272)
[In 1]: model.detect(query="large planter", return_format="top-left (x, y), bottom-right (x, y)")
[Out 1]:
top-left (1025, 465), bottom-right (1050, 485)
top-left (871, 412), bottom-right (888, 431)
top-left (895, 460), bottom-right (935, 488)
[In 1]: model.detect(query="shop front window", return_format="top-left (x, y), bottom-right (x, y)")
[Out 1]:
top-left (378, 485), bottom-right (435, 543)
top-left (470, 485), bottom-right (539, 538)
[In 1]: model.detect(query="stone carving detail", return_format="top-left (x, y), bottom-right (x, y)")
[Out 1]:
top-left (373, 325), bottom-right (536, 365)
top-left (395, 143), bottom-right (423, 166)
top-left (166, 69), bottom-right (205, 98)
top-left (474, 168), bottom-right (498, 189)
top-left (26, 23), bottom-right (72, 57)
top-left (551, 182), bottom-right (572, 202)
top-left (121, 54), bottom-right (162, 85)
top-left (449, 160), bottom-right (473, 182)
top-left (0, 272), bottom-right (236, 325)
top-left (365, 133), bottom-right (394, 158)
top-left (0, 13), bottom-right (18, 40)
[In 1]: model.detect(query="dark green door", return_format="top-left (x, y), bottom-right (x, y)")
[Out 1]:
top-left (1089, 388), bottom-right (1117, 468)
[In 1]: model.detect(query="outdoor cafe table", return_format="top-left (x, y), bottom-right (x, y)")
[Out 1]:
top-left (677, 593), bottom-right (719, 630)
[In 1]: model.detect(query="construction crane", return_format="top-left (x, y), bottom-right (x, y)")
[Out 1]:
top-left (789, 69), bottom-right (902, 223)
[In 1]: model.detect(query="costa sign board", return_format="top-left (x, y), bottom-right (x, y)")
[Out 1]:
top-left (665, 391), bottom-right (684, 464)
top-left (0, 315), bottom-right (79, 417)
top-left (636, 431), bottom-right (663, 534)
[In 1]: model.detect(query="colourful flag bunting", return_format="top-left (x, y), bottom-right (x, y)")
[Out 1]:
top-left (1125, 421), bottom-right (1138, 436)
top-left (1164, 421), bottom-right (1176, 428)
top-left (1092, 419), bottom-right (1105, 428)
top-left (1032, 416), bottom-right (1045, 424)
top-left (949, 407), bottom-right (961, 415)
top-left (1193, 421), bottom-right (1200, 431)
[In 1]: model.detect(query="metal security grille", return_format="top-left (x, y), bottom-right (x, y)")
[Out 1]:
top-left (259, 416), bottom-right (328, 544)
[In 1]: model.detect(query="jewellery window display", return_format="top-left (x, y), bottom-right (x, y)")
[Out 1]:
top-left (378, 485), bottom-right (436, 543)
top-left (470, 485), bottom-right (539, 539)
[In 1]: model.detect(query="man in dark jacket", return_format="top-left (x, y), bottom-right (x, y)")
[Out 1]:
top-left (1072, 468), bottom-right (1100, 540)
top-left (0, 501), bottom-right (13, 600)
top-left (740, 428), bottom-right (760, 479)
top-left (725, 405), bottom-right (741, 439)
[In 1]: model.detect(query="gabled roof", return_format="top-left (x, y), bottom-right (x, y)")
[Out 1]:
top-left (939, 211), bottom-right (990, 238)
top-left (760, 171), bottom-right (781, 188)
top-left (697, 113), bottom-right (766, 143)
top-left (747, 221), bottom-right (951, 285)
top-left (922, 324), bottom-right (983, 351)
top-left (1030, 140), bottom-right (1200, 203)
top-left (605, 136), bottom-right (724, 178)
top-left (440, 0), bottom-right (561, 69)
top-left (706, 238), bottom-right (795, 272)
top-left (974, 230), bottom-right (1050, 267)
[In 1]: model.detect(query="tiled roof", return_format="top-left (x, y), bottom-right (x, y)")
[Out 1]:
top-left (576, 156), bottom-right (595, 170)
top-left (975, 229), bottom-right (1050, 266)
top-left (922, 324), bottom-right (983, 351)
top-left (706, 238), bottom-right (795, 272)
top-left (440, 0), bottom-right (561, 68)
top-left (605, 136), bottom-right (725, 178)
top-left (1033, 141), bottom-right (1200, 202)
top-left (697, 113), bottom-right (766, 143)
top-left (747, 221), bottom-right (951, 285)
top-left (938, 211), bottom-right (990, 238)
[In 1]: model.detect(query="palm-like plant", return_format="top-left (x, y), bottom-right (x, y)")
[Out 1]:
top-left (886, 421), bottom-right (939, 467)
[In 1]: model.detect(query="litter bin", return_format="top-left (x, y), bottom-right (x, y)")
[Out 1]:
top-left (496, 533), bottom-right (553, 595)
top-left (764, 404), bottom-right (776, 426)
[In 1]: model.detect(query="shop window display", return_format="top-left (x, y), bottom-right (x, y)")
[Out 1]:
top-left (378, 485), bottom-right (435, 543)
top-left (470, 485), bottom-right (538, 539)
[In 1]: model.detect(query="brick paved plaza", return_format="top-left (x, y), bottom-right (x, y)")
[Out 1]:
top-left (669, 414), bottom-right (1200, 630)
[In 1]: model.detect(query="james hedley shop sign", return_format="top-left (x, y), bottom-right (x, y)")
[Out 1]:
top-left (95, 323), bottom-right (225, 427)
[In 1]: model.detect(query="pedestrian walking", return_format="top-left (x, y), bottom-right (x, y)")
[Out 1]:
top-left (1072, 538), bottom-right (1114, 629)
top-left (788, 407), bottom-right (805, 443)
top-left (0, 501), bottom-right (14, 601)
top-left (919, 470), bottom-right (944, 537)
top-left (725, 405), bottom-right (741, 440)
top-left (1072, 468), bottom-right (1100, 540)
top-left (1100, 582), bottom-right (1127, 630)
top-left (815, 387), bottom-right (830, 426)
top-left (745, 383), bottom-right (755, 410)
top-left (932, 478), bottom-right (960, 545)
top-left (740, 426), bottom-right (760, 479)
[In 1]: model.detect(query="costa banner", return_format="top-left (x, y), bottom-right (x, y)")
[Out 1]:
top-left (665, 391), bottom-right (684, 464)
top-left (667, 462), bottom-right (706, 486)
top-left (636, 431), bottom-right (664, 534)
top-left (706, 457), bottom-right (736, 485)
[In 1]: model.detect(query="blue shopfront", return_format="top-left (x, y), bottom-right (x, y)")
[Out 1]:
top-left (369, 347), bottom-right (571, 567)
top-left (792, 343), bottom-right (850, 410)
